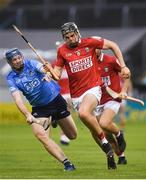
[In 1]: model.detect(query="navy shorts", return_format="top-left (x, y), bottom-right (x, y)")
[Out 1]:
top-left (32, 94), bottom-right (70, 121)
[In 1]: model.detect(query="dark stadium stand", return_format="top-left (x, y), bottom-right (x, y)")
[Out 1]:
top-left (76, 7), bottom-right (122, 28)
top-left (130, 8), bottom-right (146, 27)
top-left (0, 0), bottom-right (146, 29)
top-left (106, 0), bottom-right (146, 4)
top-left (24, 8), bottom-right (70, 29)
top-left (10, 0), bottom-right (42, 6)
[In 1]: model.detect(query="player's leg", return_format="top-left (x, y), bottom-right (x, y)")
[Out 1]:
top-left (58, 114), bottom-right (77, 140)
top-left (99, 108), bottom-right (119, 134)
top-left (31, 122), bottom-right (75, 171)
top-left (105, 132), bottom-right (127, 165)
top-left (51, 116), bottom-right (73, 147)
top-left (50, 94), bottom-right (77, 140)
top-left (59, 96), bottom-right (73, 145)
top-left (118, 101), bottom-right (126, 130)
top-left (78, 94), bottom-right (116, 169)
top-left (60, 130), bottom-right (70, 145)
top-left (96, 105), bottom-right (127, 165)
top-left (90, 120), bottom-right (127, 166)
top-left (99, 102), bottom-right (126, 152)
top-left (96, 123), bottom-right (127, 165)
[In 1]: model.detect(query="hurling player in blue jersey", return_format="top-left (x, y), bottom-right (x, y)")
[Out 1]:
top-left (5, 48), bottom-right (77, 171)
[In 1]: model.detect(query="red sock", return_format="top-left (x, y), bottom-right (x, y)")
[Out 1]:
top-left (98, 132), bottom-right (105, 140)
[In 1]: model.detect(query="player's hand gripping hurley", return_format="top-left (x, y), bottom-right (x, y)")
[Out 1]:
top-left (12, 25), bottom-right (59, 81)
top-left (106, 86), bottom-right (144, 106)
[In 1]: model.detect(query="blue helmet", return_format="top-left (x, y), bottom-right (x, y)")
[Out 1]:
top-left (5, 48), bottom-right (22, 63)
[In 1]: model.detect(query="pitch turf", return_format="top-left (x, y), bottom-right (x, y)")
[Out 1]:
top-left (0, 115), bottom-right (146, 178)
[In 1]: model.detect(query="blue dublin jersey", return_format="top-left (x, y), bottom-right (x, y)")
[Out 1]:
top-left (7, 59), bottom-right (60, 107)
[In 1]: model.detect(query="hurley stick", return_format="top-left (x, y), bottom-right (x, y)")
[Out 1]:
top-left (106, 86), bottom-right (144, 106)
top-left (12, 25), bottom-right (59, 81)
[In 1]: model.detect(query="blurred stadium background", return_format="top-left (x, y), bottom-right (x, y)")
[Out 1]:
top-left (0, 0), bottom-right (146, 179)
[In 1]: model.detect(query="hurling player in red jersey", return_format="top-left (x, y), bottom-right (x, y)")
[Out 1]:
top-left (95, 49), bottom-right (130, 165)
top-left (45, 22), bottom-right (130, 169)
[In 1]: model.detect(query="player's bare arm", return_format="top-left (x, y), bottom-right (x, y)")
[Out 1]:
top-left (42, 62), bottom-right (61, 81)
top-left (42, 64), bottom-right (62, 80)
top-left (119, 75), bottom-right (131, 99)
top-left (103, 39), bottom-right (130, 78)
top-left (42, 62), bottom-right (60, 80)
top-left (11, 91), bottom-right (34, 124)
top-left (102, 39), bottom-right (125, 66)
top-left (53, 66), bottom-right (63, 80)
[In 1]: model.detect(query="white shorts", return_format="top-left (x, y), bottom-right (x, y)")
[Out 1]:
top-left (72, 86), bottom-right (102, 111)
top-left (62, 93), bottom-right (71, 100)
top-left (94, 100), bottom-right (121, 116)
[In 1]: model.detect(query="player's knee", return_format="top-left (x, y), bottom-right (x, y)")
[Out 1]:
top-left (99, 119), bottom-right (109, 130)
top-left (78, 109), bottom-right (89, 120)
top-left (69, 131), bottom-right (77, 140)
top-left (35, 131), bottom-right (47, 141)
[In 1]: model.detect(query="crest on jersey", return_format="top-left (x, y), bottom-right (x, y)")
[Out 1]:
top-left (85, 47), bottom-right (90, 53)
top-left (104, 67), bottom-right (109, 72)
top-left (75, 50), bottom-right (81, 56)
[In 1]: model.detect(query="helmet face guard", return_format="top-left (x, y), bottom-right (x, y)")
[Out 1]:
top-left (5, 48), bottom-right (22, 63)
top-left (61, 22), bottom-right (80, 39)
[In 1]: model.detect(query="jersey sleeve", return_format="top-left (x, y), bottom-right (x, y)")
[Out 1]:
top-left (7, 77), bottom-right (19, 93)
top-left (90, 36), bottom-right (104, 49)
top-left (29, 59), bottom-right (43, 72)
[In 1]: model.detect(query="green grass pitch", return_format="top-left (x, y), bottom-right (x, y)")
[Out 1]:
top-left (0, 104), bottom-right (146, 179)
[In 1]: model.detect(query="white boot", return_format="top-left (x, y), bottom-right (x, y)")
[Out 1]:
top-left (60, 134), bottom-right (70, 145)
